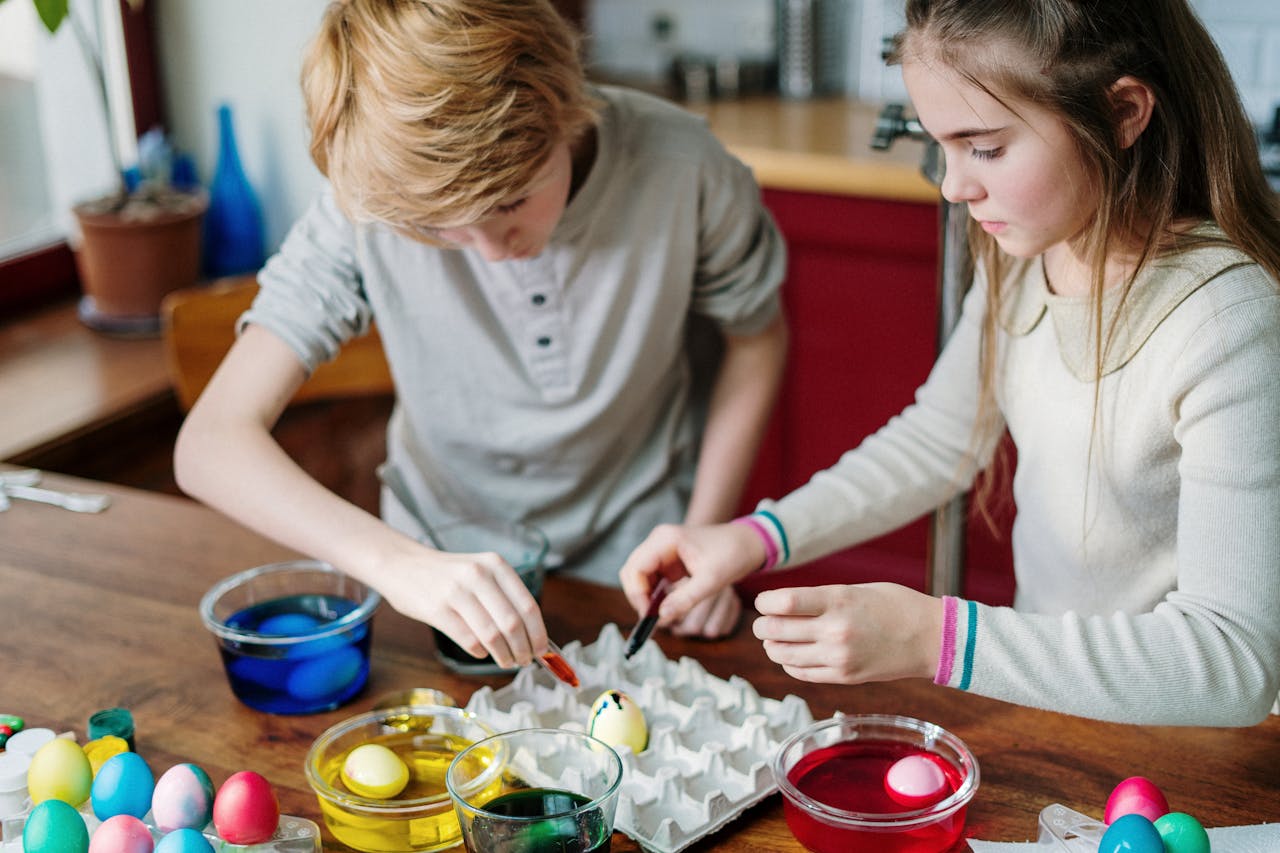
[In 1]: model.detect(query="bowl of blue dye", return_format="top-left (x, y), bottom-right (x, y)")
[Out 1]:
top-left (200, 560), bottom-right (381, 714)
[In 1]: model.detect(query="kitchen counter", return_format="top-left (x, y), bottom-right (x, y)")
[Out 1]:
top-left (686, 96), bottom-right (940, 202)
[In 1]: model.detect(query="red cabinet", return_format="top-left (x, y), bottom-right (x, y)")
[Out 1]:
top-left (738, 188), bottom-right (1014, 605)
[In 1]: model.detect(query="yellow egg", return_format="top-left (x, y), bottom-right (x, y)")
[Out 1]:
top-left (27, 737), bottom-right (93, 807)
top-left (588, 690), bottom-right (648, 754)
top-left (340, 743), bottom-right (409, 799)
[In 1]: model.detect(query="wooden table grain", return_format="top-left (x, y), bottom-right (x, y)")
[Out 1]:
top-left (3, 471), bottom-right (1278, 851)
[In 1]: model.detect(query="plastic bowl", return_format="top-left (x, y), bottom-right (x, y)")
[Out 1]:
top-left (199, 560), bottom-right (380, 714)
top-left (772, 714), bottom-right (979, 853)
top-left (304, 705), bottom-right (499, 853)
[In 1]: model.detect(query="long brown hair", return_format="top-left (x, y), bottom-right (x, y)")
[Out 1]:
top-left (890, 0), bottom-right (1280, 519)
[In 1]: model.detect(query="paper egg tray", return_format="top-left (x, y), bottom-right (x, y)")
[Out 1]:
top-left (463, 622), bottom-right (813, 853)
top-left (0, 804), bottom-right (321, 852)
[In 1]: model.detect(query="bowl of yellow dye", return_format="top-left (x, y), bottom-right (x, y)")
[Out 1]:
top-left (304, 705), bottom-right (501, 852)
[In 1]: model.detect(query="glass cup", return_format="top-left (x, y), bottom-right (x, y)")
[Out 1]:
top-left (446, 728), bottom-right (623, 853)
top-left (427, 519), bottom-right (549, 675)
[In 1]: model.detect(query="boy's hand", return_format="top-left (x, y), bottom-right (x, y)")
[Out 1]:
top-left (752, 582), bottom-right (944, 684)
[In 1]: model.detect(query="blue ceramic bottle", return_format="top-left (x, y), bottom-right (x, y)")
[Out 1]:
top-left (204, 103), bottom-right (265, 277)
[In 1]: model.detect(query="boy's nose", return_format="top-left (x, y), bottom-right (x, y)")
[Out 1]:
top-left (440, 223), bottom-right (515, 261)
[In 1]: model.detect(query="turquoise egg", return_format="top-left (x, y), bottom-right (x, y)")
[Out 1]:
top-left (155, 828), bottom-right (216, 853)
top-left (1100, 813), bottom-right (1164, 853)
top-left (91, 752), bottom-right (155, 820)
top-left (152, 763), bottom-right (216, 833)
top-left (23, 799), bottom-right (90, 853)
top-left (1155, 812), bottom-right (1211, 853)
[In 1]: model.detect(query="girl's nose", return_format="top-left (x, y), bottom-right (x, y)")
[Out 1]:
top-left (939, 159), bottom-right (983, 205)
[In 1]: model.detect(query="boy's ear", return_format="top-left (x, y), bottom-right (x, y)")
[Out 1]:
top-left (1109, 75), bottom-right (1156, 149)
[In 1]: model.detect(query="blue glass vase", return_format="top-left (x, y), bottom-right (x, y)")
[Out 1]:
top-left (204, 103), bottom-right (266, 277)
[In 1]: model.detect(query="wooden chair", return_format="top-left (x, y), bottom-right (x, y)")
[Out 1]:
top-left (160, 274), bottom-right (394, 411)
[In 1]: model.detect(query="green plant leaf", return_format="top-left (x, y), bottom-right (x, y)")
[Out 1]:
top-left (32, 0), bottom-right (70, 34)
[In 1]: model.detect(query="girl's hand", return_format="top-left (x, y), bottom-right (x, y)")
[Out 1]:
top-left (378, 545), bottom-right (547, 670)
top-left (619, 522), bottom-right (765, 627)
top-left (668, 585), bottom-right (743, 639)
top-left (753, 583), bottom-right (944, 684)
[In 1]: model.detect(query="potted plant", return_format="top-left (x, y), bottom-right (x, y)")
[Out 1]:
top-left (18, 0), bottom-right (208, 335)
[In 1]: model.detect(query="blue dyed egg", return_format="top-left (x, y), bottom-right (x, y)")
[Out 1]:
top-left (1100, 813), bottom-right (1164, 853)
top-left (23, 799), bottom-right (90, 853)
top-left (151, 763), bottom-right (216, 833)
top-left (286, 645), bottom-right (364, 700)
top-left (257, 613), bottom-right (321, 635)
top-left (1155, 812), bottom-right (1211, 853)
top-left (91, 752), bottom-right (155, 820)
top-left (155, 828), bottom-right (216, 853)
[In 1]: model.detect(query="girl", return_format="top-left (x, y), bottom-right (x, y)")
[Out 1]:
top-left (620, 0), bottom-right (1280, 726)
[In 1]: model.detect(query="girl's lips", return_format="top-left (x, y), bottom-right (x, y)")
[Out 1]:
top-left (979, 220), bottom-right (1007, 234)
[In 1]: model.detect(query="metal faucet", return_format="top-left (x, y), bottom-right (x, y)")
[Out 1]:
top-left (872, 102), bottom-right (972, 599)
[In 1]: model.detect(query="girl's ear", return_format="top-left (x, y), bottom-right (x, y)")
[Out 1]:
top-left (1109, 76), bottom-right (1156, 149)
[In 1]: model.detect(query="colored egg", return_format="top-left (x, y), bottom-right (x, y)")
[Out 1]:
top-left (884, 754), bottom-right (948, 809)
top-left (28, 737), bottom-right (94, 807)
top-left (212, 771), bottom-right (279, 845)
top-left (257, 613), bottom-right (322, 635)
top-left (91, 751), bottom-right (155, 820)
top-left (587, 690), bottom-right (648, 754)
top-left (83, 736), bottom-right (130, 776)
top-left (1104, 776), bottom-right (1170, 824)
top-left (286, 645), bottom-right (364, 700)
top-left (89, 814), bottom-right (155, 853)
top-left (152, 763), bottom-right (216, 833)
top-left (1155, 811), bottom-right (1211, 853)
top-left (154, 828), bottom-right (216, 853)
top-left (1099, 813), bottom-right (1164, 853)
top-left (340, 743), bottom-right (410, 799)
top-left (23, 798), bottom-right (90, 853)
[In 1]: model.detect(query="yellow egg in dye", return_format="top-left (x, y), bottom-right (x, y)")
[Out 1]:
top-left (588, 690), bottom-right (648, 754)
top-left (27, 737), bottom-right (93, 807)
top-left (340, 743), bottom-right (410, 799)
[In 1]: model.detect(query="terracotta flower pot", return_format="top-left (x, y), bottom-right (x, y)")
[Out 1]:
top-left (73, 190), bottom-right (209, 336)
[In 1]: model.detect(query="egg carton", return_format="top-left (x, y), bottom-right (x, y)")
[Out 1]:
top-left (463, 622), bottom-right (813, 853)
top-left (0, 803), bottom-right (321, 852)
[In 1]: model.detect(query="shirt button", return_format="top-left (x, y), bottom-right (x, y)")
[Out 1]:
top-left (531, 293), bottom-right (546, 306)
top-left (536, 336), bottom-right (552, 347)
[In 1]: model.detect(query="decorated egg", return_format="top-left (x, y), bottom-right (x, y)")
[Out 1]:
top-left (587, 690), bottom-right (647, 754)
top-left (28, 737), bottom-right (94, 807)
top-left (1099, 813), bottom-right (1164, 853)
top-left (23, 798), bottom-right (90, 853)
top-left (152, 763), bottom-right (216, 832)
top-left (212, 771), bottom-right (279, 845)
top-left (340, 743), bottom-right (410, 799)
top-left (89, 814), bottom-right (154, 853)
top-left (154, 828), bottom-right (216, 853)
top-left (884, 754), bottom-right (948, 809)
top-left (1155, 811), bottom-right (1211, 853)
top-left (91, 751), bottom-right (155, 820)
top-left (1104, 776), bottom-right (1169, 824)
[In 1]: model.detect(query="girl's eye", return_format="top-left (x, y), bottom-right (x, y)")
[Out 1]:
top-left (971, 147), bottom-right (1003, 161)
top-left (495, 198), bottom-right (527, 215)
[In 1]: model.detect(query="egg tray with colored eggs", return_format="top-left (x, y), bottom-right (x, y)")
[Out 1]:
top-left (462, 622), bottom-right (815, 853)
top-left (1036, 776), bottom-right (1212, 853)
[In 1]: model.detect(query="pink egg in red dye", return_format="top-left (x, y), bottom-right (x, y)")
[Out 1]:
top-left (1104, 776), bottom-right (1170, 824)
top-left (884, 754), bottom-right (949, 809)
top-left (212, 771), bottom-right (279, 845)
top-left (89, 814), bottom-right (154, 853)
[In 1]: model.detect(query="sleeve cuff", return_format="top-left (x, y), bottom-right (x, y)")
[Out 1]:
top-left (935, 596), bottom-right (978, 691)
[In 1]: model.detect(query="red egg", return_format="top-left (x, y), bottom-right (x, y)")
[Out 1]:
top-left (884, 754), bottom-right (949, 809)
top-left (212, 771), bottom-right (279, 845)
top-left (89, 814), bottom-right (154, 853)
top-left (1104, 776), bottom-right (1170, 824)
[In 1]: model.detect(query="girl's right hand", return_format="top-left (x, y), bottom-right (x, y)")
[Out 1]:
top-left (379, 545), bottom-right (547, 670)
top-left (619, 522), bottom-right (766, 627)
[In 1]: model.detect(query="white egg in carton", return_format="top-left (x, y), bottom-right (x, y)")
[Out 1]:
top-left (463, 622), bottom-right (813, 853)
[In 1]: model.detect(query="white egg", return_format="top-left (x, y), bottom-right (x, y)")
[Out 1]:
top-left (587, 690), bottom-right (647, 754)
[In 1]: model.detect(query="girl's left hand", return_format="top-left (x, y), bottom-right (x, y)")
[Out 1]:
top-left (752, 583), bottom-right (944, 684)
top-left (668, 585), bottom-right (743, 639)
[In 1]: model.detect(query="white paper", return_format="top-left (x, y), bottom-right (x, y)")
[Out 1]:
top-left (968, 822), bottom-right (1280, 852)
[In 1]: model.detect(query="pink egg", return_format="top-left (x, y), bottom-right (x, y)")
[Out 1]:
top-left (152, 763), bottom-right (216, 833)
top-left (884, 754), bottom-right (949, 809)
top-left (89, 814), bottom-right (154, 853)
top-left (1104, 776), bottom-right (1170, 824)
top-left (212, 771), bottom-right (279, 845)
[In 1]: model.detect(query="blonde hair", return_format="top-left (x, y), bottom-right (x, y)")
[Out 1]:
top-left (890, 0), bottom-right (1280, 520)
top-left (302, 0), bottom-right (601, 230)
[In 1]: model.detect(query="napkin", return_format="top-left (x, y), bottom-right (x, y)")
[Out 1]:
top-left (968, 822), bottom-right (1280, 852)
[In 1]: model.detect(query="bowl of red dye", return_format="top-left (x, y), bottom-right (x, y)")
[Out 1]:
top-left (772, 714), bottom-right (979, 853)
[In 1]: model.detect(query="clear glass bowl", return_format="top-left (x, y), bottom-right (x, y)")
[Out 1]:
top-left (772, 713), bottom-right (979, 853)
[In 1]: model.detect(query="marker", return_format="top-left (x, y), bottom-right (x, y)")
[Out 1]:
top-left (623, 576), bottom-right (672, 659)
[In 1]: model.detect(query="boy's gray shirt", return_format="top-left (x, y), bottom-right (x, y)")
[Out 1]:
top-left (243, 86), bottom-right (786, 583)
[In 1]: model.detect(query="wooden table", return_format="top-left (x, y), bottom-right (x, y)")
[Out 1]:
top-left (3, 471), bottom-right (1278, 851)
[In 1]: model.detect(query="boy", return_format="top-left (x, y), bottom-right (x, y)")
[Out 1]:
top-left (174, 0), bottom-right (787, 670)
